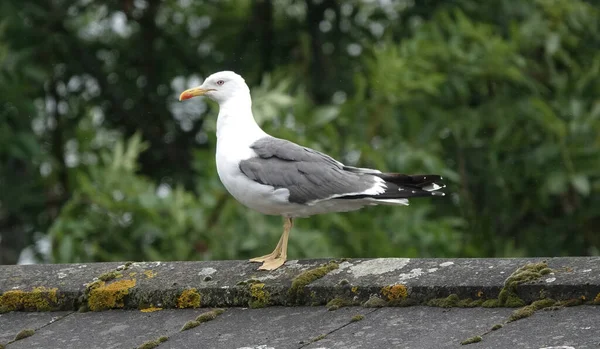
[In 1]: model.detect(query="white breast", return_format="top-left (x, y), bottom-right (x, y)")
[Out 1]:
top-left (215, 108), bottom-right (294, 215)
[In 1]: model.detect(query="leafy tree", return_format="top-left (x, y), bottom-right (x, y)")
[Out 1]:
top-left (0, 0), bottom-right (598, 264)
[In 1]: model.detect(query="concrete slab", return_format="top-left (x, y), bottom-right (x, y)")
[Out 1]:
top-left (161, 306), bottom-right (374, 349)
top-left (1, 306), bottom-right (598, 349)
top-left (302, 306), bottom-right (512, 349)
top-left (480, 306), bottom-right (600, 349)
top-left (0, 311), bottom-right (71, 344)
top-left (5, 308), bottom-right (209, 349)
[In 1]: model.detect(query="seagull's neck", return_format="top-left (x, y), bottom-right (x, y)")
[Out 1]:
top-left (216, 94), bottom-right (268, 142)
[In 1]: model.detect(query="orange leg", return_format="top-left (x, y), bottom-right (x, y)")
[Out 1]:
top-left (249, 217), bottom-right (293, 270)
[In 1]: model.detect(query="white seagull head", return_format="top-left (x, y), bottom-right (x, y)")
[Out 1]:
top-left (179, 71), bottom-right (249, 104)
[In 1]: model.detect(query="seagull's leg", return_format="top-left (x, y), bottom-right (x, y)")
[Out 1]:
top-left (249, 231), bottom-right (285, 263)
top-left (252, 217), bottom-right (293, 270)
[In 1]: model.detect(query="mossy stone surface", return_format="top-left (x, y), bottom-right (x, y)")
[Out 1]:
top-left (1, 257), bottom-right (599, 311)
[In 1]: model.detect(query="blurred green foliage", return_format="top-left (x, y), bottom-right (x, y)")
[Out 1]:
top-left (0, 0), bottom-right (599, 264)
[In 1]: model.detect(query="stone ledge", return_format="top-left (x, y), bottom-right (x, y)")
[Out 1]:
top-left (1, 257), bottom-right (599, 312)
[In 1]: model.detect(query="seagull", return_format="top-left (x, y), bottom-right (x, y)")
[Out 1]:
top-left (179, 71), bottom-right (446, 270)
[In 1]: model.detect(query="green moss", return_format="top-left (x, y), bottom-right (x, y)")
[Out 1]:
top-left (428, 295), bottom-right (483, 308)
top-left (498, 289), bottom-right (525, 307)
top-left (491, 324), bottom-right (503, 331)
top-left (196, 308), bottom-right (226, 322)
top-left (181, 308), bottom-right (225, 331)
top-left (460, 336), bottom-right (482, 345)
top-left (556, 298), bottom-right (583, 307)
top-left (88, 279), bottom-right (136, 311)
top-left (177, 288), bottom-right (201, 309)
top-left (351, 314), bottom-right (364, 322)
top-left (481, 299), bottom-right (500, 308)
top-left (0, 287), bottom-right (59, 312)
top-left (362, 296), bottom-right (387, 308)
top-left (98, 271), bottom-right (123, 282)
top-left (137, 336), bottom-right (168, 349)
top-left (508, 306), bottom-right (535, 322)
top-left (508, 298), bottom-right (556, 323)
top-left (498, 262), bottom-right (550, 307)
top-left (249, 283), bottom-right (270, 309)
top-left (288, 261), bottom-right (339, 304)
top-left (0, 343), bottom-right (5, 349)
top-left (181, 320), bottom-right (200, 331)
top-left (326, 297), bottom-right (352, 311)
top-left (480, 262), bottom-right (551, 309)
top-left (461, 299), bottom-right (484, 307)
top-left (236, 278), bottom-right (261, 286)
top-left (311, 334), bottom-right (326, 342)
top-left (428, 263), bottom-right (549, 310)
top-left (388, 298), bottom-right (419, 307)
top-left (14, 329), bottom-right (35, 341)
top-left (427, 294), bottom-right (460, 308)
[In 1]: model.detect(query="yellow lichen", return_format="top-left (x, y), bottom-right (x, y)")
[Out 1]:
top-left (0, 290), bottom-right (25, 312)
top-left (249, 283), bottom-right (270, 309)
top-left (477, 290), bottom-right (484, 298)
top-left (140, 306), bottom-right (163, 313)
top-left (593, 293), bottom-right (600, 305)
top-left (143, 270), bottom-right (157, 279)
top-left (351, 286), bottom-right (358, 294)
top-left (88, 279), bottom-right (136, 311)
top-left (382, 284), bottom-right (408, 301)
top-left (177, 288), bottom-right (201, 309)
top-left (0, 287), bottom-right (58, 312)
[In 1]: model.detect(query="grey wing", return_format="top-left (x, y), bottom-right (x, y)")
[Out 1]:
top-left (239, 137), bottom-right (379, 204)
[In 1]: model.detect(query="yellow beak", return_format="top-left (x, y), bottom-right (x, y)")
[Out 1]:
top-left (179, 88), bottom-right (215, 101)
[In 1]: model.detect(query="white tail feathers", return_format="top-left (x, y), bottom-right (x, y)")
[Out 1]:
top-left (368, 198), bottom-right (410, 206)
top-left (423, 182), bottom-right (446, 195)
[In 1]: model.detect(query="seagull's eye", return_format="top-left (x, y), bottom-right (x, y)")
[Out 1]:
top-left (216, 80), bottom-right (225, 86)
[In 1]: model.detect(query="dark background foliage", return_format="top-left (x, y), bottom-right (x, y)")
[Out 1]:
top-left (1, 0), bottom-right (598, 264)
